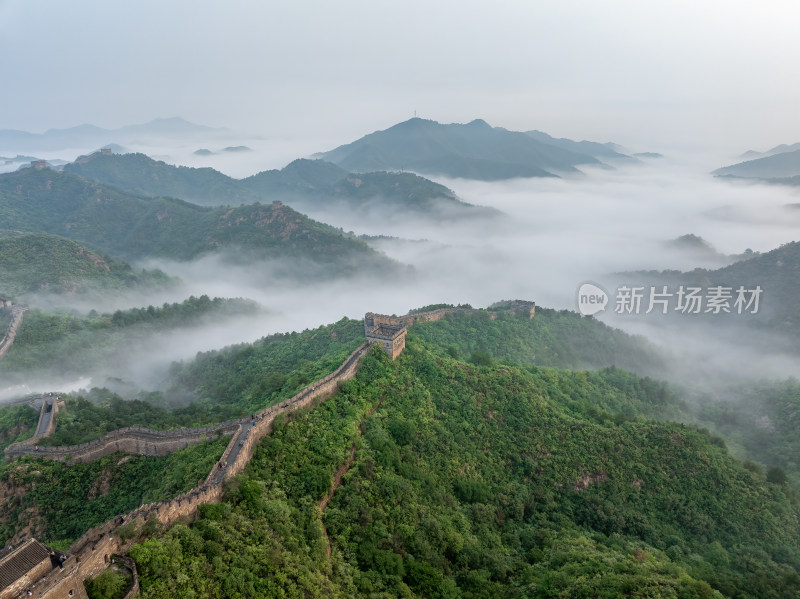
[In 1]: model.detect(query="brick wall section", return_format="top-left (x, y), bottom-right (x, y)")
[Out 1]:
top-left (118, 556), bottom-right (140, 599)
top-left (33, 568), bottom-right (89, 599)
top-left (41, 399), bottom-right (58, 439)
top-left (365, 307), bottom-right (495, 332)
top-left (0, 306), bottom-right (27, 362)
top-left (5, 422), bottom-right (244, 463)
top-left (226, 341), bottom-right (370, 481)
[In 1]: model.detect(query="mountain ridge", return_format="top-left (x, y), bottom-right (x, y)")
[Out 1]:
top-left (713, 148), bottom-right (800, 182)
top-left (0, 167), bottom-right (397, 276)
top-left (65, 152), bottom-right (494, 220)
top-left (0, 118), bottom-right (226, 153)
top-left (314, 117), bottom-right (627, 181)
top-left (0, 232), bottom-right (173, 299)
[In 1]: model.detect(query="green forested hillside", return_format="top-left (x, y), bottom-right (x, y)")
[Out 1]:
top-left (616, 240), bottom-right (800, 344)
top-left (315, 117), bottom-right (605, 180)
top-left (0, 167), bottom-right (394, 274)
top-left (412, 307), bottom-right (667, 377)
top-left (0, 296), bottom-right (260, 381)
top-left (64, 152), bottom-right (262, 205)
top-left (164, 317), bottom-right (366, 418)
top-left (1, 307), bottom-right (798, 596)
top-left (0, 232), bottom-right (173, 299)
top-left (131, 340), bottom-right (798, 598)
top-left (695, 378), bottom-right (800, 487)
top-left (0, 404), bottom-right (38, 454)
top-left (0, 436), bottom-right (229, 549)
top-left (62, 153), bottom-right (490, 219)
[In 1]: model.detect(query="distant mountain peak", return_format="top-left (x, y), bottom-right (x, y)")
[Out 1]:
top-left (315, 118), bottom-right (616, 180)
top-left (390, 117), bottom-right (435, 130)
top-left (713, 148), bottom-right (800, 181)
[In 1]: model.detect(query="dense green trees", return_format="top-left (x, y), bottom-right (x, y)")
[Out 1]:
top-left (165, 317), bottom-right (365, 418)
top-left (84, 567), bottom-right (131, 599)
top-left (0, 404), bottom-right (38, 454)
top-left (411, 308), bottom-right (667, 377)
top-left (0, 436), bottom-right (229, 548)
top-left (0, 232), bottom-right (173, 300)
top-left (131, 340), bottom-right (800, 597)
top-left (5, 305), bottom-right (800, 596)
top-left (0, 295), bottom-right (259, 379)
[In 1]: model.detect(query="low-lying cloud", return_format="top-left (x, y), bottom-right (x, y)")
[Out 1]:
top-left (7, 152), bottom-right (800, 397)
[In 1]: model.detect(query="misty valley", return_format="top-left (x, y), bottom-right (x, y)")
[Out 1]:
top-left (3, 117), bottom-right (800, 599)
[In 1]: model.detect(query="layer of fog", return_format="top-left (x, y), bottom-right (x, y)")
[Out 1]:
top-left (0, 132), bottom-right (342, 179)
top-left (0, 378), bottom-right (91, 406)
top-left (6, 153), bottom-right (800, 400)
top-left (144, 158), bottom-right (800, 386)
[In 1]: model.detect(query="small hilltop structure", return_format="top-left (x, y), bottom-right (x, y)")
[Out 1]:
top-left (364, 315), bottom-right (407, 359)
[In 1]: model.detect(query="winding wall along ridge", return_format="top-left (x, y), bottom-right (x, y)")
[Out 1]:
top-left (3, 337), bottom-right (372, 463)
top-left (2, 304), bottom-right (535, 598)
top-left (4, 302), bottom-right (534, 464)
top-left (0, 305), bottom-right (27, 362)
top-left (1, 340), bottom-right (371, 599)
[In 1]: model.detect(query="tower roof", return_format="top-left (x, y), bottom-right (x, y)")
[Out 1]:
top-left (0, 539), bottom-right (51, 591)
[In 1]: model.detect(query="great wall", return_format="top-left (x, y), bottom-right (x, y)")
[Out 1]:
top-left (0, 302), bottom-right (534, 598)
top-left (0, 300), bottom-right (27, 363)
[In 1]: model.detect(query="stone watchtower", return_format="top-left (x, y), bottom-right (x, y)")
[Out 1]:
top-left (364, 313), bottom-right (407, 359)
top-left (0, 539), bottom-right (62, 599)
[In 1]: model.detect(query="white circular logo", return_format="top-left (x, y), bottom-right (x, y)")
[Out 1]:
top-left (577, 282), bottom-right (608, 316)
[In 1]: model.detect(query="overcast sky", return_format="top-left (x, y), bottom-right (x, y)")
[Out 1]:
top-left (1, 0), bottom-right (799, 156)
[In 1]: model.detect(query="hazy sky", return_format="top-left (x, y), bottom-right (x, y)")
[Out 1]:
top-left (2, 0), bottom-right (799, 155)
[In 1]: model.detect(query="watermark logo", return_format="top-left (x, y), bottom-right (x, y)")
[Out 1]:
top-left (577, 282), bottom-right (609, 316)
top-left (577, 283), bottom-right (763, 316)
top-left (613, 285), bottom-right (762, 315)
